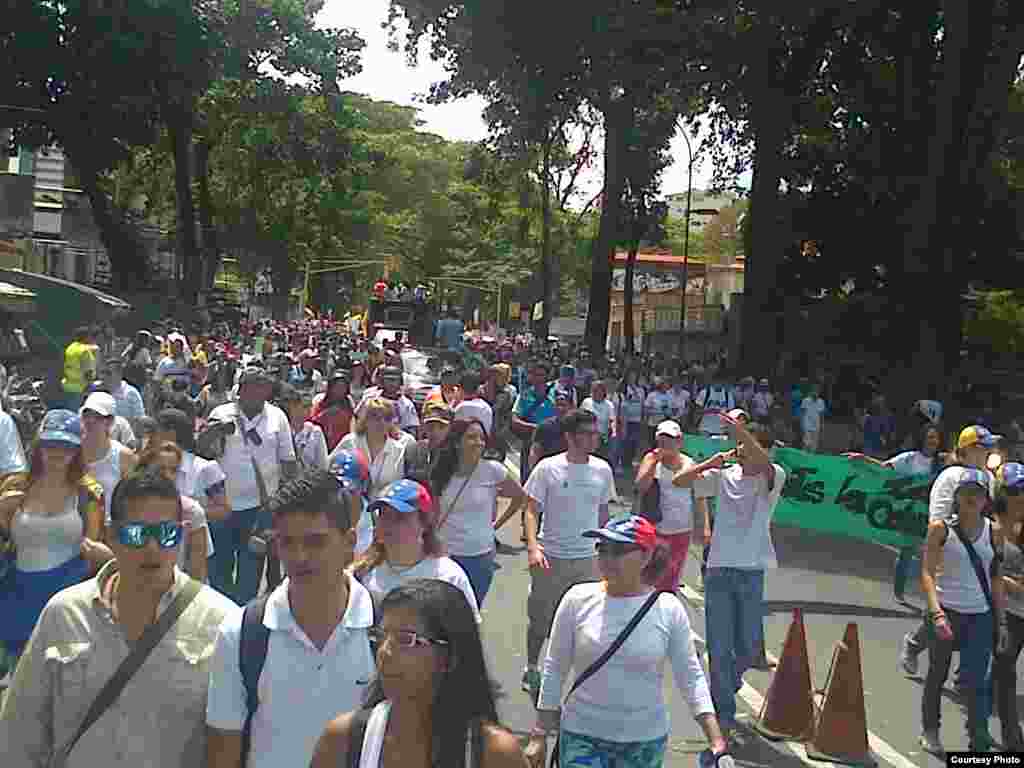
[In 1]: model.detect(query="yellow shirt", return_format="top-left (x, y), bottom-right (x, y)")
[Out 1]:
top-left (62, 341), bottom-right (95, 393)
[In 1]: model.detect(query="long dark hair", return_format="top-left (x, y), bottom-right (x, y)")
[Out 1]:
top-left (362, 579), bottom-right (501, 768)
top-left (429, 418), bottom-right (488, 497)
top-left (913, 424), bottom-right (944, 477)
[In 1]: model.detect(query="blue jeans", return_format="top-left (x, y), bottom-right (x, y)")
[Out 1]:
top-left (705, 568), bottom-right (765, 726)
top-left (923, 607), bottom-right (993, 743)
top-left (621, 422), bottom-right (644, 471)
top-left (607, 436), bottom-right (623, 473)
top-left (452, 551), bottom-right (495, 607)
top-left (209, 506), bottom-right (270, 604)
top-left (893, 546), bottom-right (918, 598)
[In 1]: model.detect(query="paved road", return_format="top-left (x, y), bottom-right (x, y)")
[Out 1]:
top-left (484, 452), bottom-right (1022, 767)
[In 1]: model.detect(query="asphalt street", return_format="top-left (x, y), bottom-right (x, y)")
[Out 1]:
top-left (484, 450), bottom-right (1024, 768)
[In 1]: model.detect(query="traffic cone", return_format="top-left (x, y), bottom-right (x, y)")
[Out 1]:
top-left (807, 623), bottom-right (876, 766)
top-left (753, 608), bottom-right (816, 742)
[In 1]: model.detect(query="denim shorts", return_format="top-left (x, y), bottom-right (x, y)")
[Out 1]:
top-left (559, 730), bottom-right (668, 768)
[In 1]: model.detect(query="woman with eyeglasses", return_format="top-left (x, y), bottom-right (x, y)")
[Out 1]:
top-left (0, 410), bottom-right (108, 667)
top-left (990, 462), bottom-right (1024, 750)
top-left (845, 423), bottom-right (949, 602)
top-left (311, 579), bottom-right (527, 768)
top-left (429, 419), bottom-right (526, 606)
top-left (135, 440), bottom-right (212, 582)
top-left (525, 516), bottom-right (729, 768)
top-left (351, 479), bottom-right (480, 623)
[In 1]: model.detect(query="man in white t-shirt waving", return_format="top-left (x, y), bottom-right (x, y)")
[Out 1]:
top-left (522, 408), bottom-right (615, 701)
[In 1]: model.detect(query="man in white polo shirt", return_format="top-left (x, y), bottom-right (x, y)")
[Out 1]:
top-left (453, 370), bottom-right (494, 436)
top-left (522, 408), bottom-right (615, 701)
top-left (206, 468), bottom-right (375, 768)
top-left (207, 367), bottom-right (298, 603)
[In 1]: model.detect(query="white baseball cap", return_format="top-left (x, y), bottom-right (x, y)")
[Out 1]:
top-left (655, 420), bottom-right (683, 439)
top-left (81, 392), bottom-right (116, 418)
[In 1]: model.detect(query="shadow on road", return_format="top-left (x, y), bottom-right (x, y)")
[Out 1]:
top-left (771, 526), bottom-right (912, 586)
top-left (764, 599), bottom-right (919, 620)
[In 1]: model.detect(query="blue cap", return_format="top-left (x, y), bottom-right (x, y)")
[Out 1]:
top-left (999, 462), bottom-right (1024, 490)
top-left (38, 410), bottom-right (82, 448)
top-left (367, 479), bottom-right (433, 517)
top-left (956, 467), bottom-right (990, 493)
top-left (582, 515), bottom-right (658, 550)
top-left (328, 449), bottom-right (370, 495)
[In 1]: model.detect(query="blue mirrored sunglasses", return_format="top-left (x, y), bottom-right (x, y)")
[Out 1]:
top-left (116, 521), bottom-right (183, 549)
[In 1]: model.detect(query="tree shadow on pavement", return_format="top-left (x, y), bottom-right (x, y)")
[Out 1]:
top-left (771, 526), bottom-right (911, 585)
top-left (763, 599), bottom-right (919, 620)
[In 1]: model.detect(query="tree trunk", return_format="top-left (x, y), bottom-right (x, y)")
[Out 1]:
top-left (623, 232), bottom-right (640, 356)
top-left (168, 108), bottom-right (200, 306)
top-left (537, 133), bottom-right (556, 340)
top-left (739, 103), bottom-right (788, 375)
top-left (269, 248), bottom-right (296, 321)
top-left (195, 138), bottom-right (220, 292)
top-left (585, 98), bottom-right (630, 353)
top-left (72, 154), bottom-right (147, 291)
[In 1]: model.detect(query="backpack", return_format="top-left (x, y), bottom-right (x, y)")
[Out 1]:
top-left (238, 591), bottom-right (378, 767)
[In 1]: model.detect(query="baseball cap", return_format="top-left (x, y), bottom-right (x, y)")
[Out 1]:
top-left (422, 402), bottom-right (453, 425)
top-left (582, 516), bottom-right (658, 551)
top-left (329, 449), bottom-right (370, 495)
top-left (81, 392), bottom-right (116, 418)
top-left (553, 387), bottom-right (574, 403)
top-left (727, 408), bottom-right (750, 422)
top-left (956, 467), bottom-right (990, 494)
top-left (957, 425), bottom-right (1002, 450)
top-left (758, 378), bottom-right (770, 386)
top-left (367, 479), bottom-right (433, 517)
top-left (38, 410), bottom-right (83, 448)
top-left (655, 420), bottom-right (683, 439)
top-left (998, 462), bottom-right (1024, 490)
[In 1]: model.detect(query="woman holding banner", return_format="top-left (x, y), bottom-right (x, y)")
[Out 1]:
top-left (845, 424), bottom-right (948, 602)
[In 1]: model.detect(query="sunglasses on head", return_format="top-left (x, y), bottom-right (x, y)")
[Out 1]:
top-left (595, 540), bottom-right (643, 557)
top-left (115, 521), bottom-right (183, 549)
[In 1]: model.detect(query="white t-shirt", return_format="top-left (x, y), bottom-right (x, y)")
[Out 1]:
top-left (695, 386), bottom-right (735, 434)
top-left (697, 463), bottom-right (786, 569)
top-left (179, 495), bottom-right (215, 571)
top-left (437, 459), bottom-right (508, 557)
top-left (537, 582), bottom-right (714, 742)
top-left (360, 556), bottom-right (482, 623)
top-left (581, 397), bottom-right (615, 438)
top-left (644, 391), bottom-right (674, 427)
top-left (620, 385), bottom-right (646, 423)
top-left (885, 451), bottom-right (938, 478)
top-left (205, 576), bottom-right (375, 768)
top-left (671, 387), bottom-right (691, 420)
top-left (293, 421), bottom-right (329, 469)
top-left (525, 454), bottom-right (615, 559)
top-left (929, 465), bottom-right (995, 523)
top-left (800, 397), bottom-right (826, 432)
top-left (655, 457), bottom-right (697, 535)
top-left (208, 402), bottom-right (296, 511)
top-left (453, 397), bottom-right (494, 437)
top-left (751, 391), bottom-right (774, 420)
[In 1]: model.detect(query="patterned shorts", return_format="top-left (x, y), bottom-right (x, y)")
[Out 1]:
top-left (559, 730), bottom-right (668, 768)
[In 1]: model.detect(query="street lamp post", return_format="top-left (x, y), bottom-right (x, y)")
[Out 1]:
top-left (679, 126), bottom-right (694, 359)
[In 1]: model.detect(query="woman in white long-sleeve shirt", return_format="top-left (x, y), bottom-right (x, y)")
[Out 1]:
top-left (525, 515), bottom-right (731, 768)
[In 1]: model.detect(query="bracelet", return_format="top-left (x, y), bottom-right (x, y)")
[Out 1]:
top-left (529, 727), bottom-right (551, 739)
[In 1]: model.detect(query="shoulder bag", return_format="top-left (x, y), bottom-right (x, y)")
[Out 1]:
top-left (54, 578), bottom-right (202, 766)
top-left (548, 589), bottom-right (665, 768)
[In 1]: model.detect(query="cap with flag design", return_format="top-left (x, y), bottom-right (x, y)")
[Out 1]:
top-left (998, 462), bottom-right (1024, 491)
top-left (328, 449), bottom-right (370, 495)
top-left (368, 479), bottom-right (433, 517)
top-left (958, 425), bottom-right (1002, 450)
top-left (582, 515), bottom-right (659, 551)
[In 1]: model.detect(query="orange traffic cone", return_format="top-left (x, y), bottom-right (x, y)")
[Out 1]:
top-left (807, 623), bottom-right (876, 766)
top-left (753, 608), bottom-right (816, 742)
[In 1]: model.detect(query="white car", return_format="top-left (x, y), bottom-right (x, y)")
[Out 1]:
top-left (400, 349), bottom-right (444, 411)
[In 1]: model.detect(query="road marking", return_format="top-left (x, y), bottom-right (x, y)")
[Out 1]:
top-left (680, 588), bottom-right (917, 768)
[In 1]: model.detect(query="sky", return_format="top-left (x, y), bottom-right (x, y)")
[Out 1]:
top-left (319, 0), bottom-right (740, 203)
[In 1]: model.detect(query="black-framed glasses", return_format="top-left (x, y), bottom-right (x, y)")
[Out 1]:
top-left (368, 626), bottom-right (448, 649)
top-left (595, 540), bottom-right (643, 557)
top-left (116, 521), bottom-right (183, 549)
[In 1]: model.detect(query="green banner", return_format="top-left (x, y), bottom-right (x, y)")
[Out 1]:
top-left (681, 435), bottom-right (929, 548)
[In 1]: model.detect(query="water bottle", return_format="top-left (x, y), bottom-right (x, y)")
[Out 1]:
top-left (698, 750), bottom-right (735, 768)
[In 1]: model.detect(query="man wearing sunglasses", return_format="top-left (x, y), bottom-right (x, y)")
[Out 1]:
top-left (2, 467), bottom-right (237, 768)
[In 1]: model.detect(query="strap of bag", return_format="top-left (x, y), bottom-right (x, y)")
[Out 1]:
top-left (549, 590), bottom-right (664, 768)
top-left (236, 411), bottom-right (270, 506)
top-left (63, 578), bottom-right (202, 759)
top-left (239, 595), bottom-right (272, 768)
top-left (347, 709), bottom-right (373, 768)
top-left (435, 463), bottom-right (478, 534)
top-left (949, 520), bottom-right (995, 613)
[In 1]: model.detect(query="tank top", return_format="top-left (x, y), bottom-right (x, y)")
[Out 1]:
top-left (938, 517), bottom-right (994, 614)
top-left (356, 701), bottom-right (479, 768)
top-left (12, 493), bottom-right (82, 571)
top-left (88, 441), bottom-right (127, 524)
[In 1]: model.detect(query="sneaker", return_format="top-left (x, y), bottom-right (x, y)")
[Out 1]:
top-left (899, 633), bottom-right (918, 676)
top-left (919, 730), bottom-right (944, 756)
top-left (521, 667), bottom-right (541, 698)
